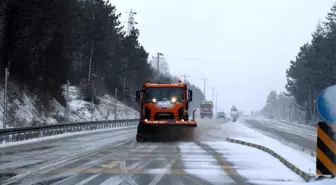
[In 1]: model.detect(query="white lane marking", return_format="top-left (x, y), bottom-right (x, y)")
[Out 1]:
top-left (100, 144), bottom-right (162, 185)
top-left (2, 139), bottom-right (133, 185)
top-left (74, 174), bottom-right (100, 185)
top-left (100, 175), bottom-right (129, 185)
top-left (147, 158), bottom-right (177, 185)
top-left (147, 146), bottom-right (179, 185)
top-left (178, 142), bottom-right (236, 184)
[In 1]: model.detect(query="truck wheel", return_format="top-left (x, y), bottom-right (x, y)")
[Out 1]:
top-left (136, 123), bottom-right (148, 142)
top-left (136, 134), bottom-right (146, 142)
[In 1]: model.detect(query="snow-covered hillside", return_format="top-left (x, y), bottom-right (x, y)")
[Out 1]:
top-left (0, 82), bottom-right (138, 128)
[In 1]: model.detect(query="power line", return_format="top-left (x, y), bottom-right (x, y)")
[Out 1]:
top-left (154, 53), bottom-right (288, 68)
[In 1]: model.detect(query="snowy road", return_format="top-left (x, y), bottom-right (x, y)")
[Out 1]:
top-left (0, 119), bottom-right (308, 185)
top-left (244, 119), bottom-right (316, 154)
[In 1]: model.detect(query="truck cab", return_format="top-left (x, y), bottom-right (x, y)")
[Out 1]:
top-left (135, 78), bottom-right (197, 142)
top-left (200, 101), bottom-right (214, 118)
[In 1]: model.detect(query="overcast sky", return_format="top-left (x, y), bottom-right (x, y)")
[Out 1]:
top-left (113, 0), bottom-right (335, 113)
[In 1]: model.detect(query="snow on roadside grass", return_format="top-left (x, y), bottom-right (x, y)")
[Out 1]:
top-left (0, 125), bottom-right (137, 148)
top-left (0, 83), bottom-right (138, 128)
top-left (66, 86), bottom-right (138, 122)
top-left (306, 179), bottom-right (336, 184)
top-left (216, 120), bottom-right (316, 175)
top-left (204, 141), bottom-right (305, 185)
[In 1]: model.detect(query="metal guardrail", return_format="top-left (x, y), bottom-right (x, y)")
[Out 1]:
top-left (275, 118), bottom-right (316, 129)
top-left (0, 119), bottom-right (139, 144)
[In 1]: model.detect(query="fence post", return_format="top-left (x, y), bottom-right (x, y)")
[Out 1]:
top-left (114, 88), bottom-right (117, 120)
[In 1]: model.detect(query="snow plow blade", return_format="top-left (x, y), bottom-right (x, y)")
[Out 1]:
top-left (143, 120), bottom-right (197, 127)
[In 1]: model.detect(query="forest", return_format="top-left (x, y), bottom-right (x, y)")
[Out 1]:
top-left (0, 0), bottom-right (205, 126)
top-left (261, 2), bottom-right (336, 124)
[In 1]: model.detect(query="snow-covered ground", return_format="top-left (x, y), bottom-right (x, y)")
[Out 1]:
top-left (306, 179), bottom-right (336, 185)
top-left (177, 141), bottom-right (331, 184)
top-left (204, 119), bottom-right (335, 184)
top-left (0, 83), bottom-right (138, 128)
top-left (63, 86), bottom-right (138, 122)
top-left (205, 141), bottom-right (305, 185)
top-left (215, 120), bottom-right (316, 175)
top-left (178, 142), bottom-right (236, 184)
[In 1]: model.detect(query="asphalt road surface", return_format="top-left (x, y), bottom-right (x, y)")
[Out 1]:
top-left (1, 118), bottom-right (256, 185)
top-left (244, 119), bottom-right (316, 154)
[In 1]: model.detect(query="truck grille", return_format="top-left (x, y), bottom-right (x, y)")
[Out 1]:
top-left (154, 113), bottom-right (174, 120)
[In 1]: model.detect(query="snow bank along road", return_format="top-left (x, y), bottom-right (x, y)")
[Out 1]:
top-left (244, 118), bottom-right (316, 155)
top-left (0, 118), bottom-right (312, 185)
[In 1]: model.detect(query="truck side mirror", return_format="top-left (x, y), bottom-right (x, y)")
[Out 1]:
top-left (136, 90), bottom-right (140, 102)
top-left (188, 90), bottom-right (193, 101)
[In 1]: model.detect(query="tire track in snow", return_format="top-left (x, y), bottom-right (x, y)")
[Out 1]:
top-left (193, 141), bottom-right (250, 185)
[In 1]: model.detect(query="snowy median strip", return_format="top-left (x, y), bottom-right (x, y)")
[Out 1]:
top-left (226, 138), bottom-right (313, 182)
top-left (213, 120), bottom-right (318, 182)
top-left (203, 141), bottom-right (306, 184)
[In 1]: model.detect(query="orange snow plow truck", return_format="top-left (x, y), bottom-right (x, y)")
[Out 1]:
top-left (135, 78), bottom-right (197, 142)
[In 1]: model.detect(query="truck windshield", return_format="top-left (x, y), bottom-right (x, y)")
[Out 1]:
top-left (146, 87), bottom-right (183, 102)
top-left (201, 104), bottom-right (213, 108)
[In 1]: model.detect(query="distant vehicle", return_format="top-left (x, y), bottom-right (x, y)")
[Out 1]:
top-left (200, 101), bottom-right (214, 118)
top-left (216, 112), bottom-right (226, 119)
top-left (230, 105), bottom-right (239, 122)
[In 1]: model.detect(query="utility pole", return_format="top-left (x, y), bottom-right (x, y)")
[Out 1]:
top-left (313, 99), bottom-right (316, 122)
top-left (157, 52), bottom-right (164, 75)
top-left (122, 60), bottom-right (127, 102)
top-left (91, 79), bottom-right (95, 121)
top-left (127, 9), bottom-right (138, 35)
top-left (181, 74), bottom-right (189, 83)
top-left (308, 85), bottom-right (312, 122)
top-left (201, 77), bottom-right (209, 99)
top-left (88, 13), bottom-right (95, 83)
top-left (216, 93), bottom-right (219, 114)
top-left (114, 88), bottom-right (117, 120)
top-left (212, 87), bottom-right (215, 102)
top-left (3, 68), bottom-right (9, 129)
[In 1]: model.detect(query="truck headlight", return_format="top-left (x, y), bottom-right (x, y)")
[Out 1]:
top-left (171, 97), bottom-right (177, 103)
top-left (152, 98), bottom-right (157, 103)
